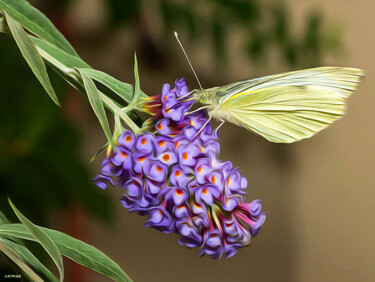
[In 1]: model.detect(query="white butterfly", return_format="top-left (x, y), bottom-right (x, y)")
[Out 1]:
top-left (175, 32), bottom-right (364, 143)
top-left (195, 66), bottom-right (364, 143)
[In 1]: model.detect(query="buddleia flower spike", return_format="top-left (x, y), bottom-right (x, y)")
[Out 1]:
top-left (94, 79), bottom-right (266, 259)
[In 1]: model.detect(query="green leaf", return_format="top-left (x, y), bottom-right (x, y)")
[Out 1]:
top-left (0, 211), bottom-right (25, 246)
top-left (30, 38), bottom-right (147, 107)
top-left (89, 142), bottom-right (109, 163)
top-left (0, 0), bottom-right (77, 56)
top-left (81, 68), bottom-right (146, 103)
top-left (41, 228), bottom-right (132, 282)
top-left (31, 36), bottom-right (89, 69)
top-left (0, 239), bottom-right (44, 282)
top-left (78, 70), bottom-right (113, 146)
top-left (9, 200), bottom-right (64, 282)
top-left (0, 210), bottom-right (10, 224)
top-left (129, 53), bottom-right (141, 108)
top-left (4, 12), bottom-right (60, 106)
top-left (0, 224), bottom-right (132, 282)
top-left (30, 36), bottom-right (88, 91)
top-left (0, 237), bottom-right (58, 282)
top-left (0, 12), bottom-right (6, 33)
top-left (30, 38), bottom-right (148, 104)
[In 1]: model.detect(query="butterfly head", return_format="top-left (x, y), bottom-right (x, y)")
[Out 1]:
top-left (198, 93), bottom-right (208, 104)
top-left (194, 89), bottom-right (216, 108)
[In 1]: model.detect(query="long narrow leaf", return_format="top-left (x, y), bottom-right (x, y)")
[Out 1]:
top-left (30, 38), bottom-right (147, 104)
top-left (31, 36), bottom-right (87, 91)
top-left (0, 211), bottom-right (10, 224)
top-left (79, 70), bottom-right (113, 146)
top-left (9, 200), bottom-right (64, 282)
top-left (81, 68), bottom-right (146, 103)
top-left (0, 0), bottom-right (77, 56)
top-left (89, 142), bottom-right (109, 163)
top-left (0, 13), bottom-right (6, 33)
top-left (0, 211), bottom-right (24, 246)
top-left (31, 36), bottom-right (89, 69)
top-left (31, 38), bottom-right (148, 109)
top-left (0, 237), bottom-right (58, 282)
top-left (0, 224), bottom-right (132, 282)
top-left (128, 53), bottom-right (141, 108)
top-left (4, 12), bottom-right (59, 106)
top-left (0, 240), bottom-right (43, 282)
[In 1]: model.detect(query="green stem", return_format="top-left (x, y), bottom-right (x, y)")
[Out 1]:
top-left (38, 46), bottom-right (141, 134)
top-left (2, 20), bottom-right (143, 137)
top-left (99, 92), bottom-right (141, 134)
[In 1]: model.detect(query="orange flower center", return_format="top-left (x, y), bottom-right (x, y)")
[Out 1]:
top-left (202, 188), bottom-right (208, 195)
top-left (141, 138), bottom-right (147, 145)
top-left (121, 152), bottom-right (128, 158)
top-left (156, 165), bottom-right (163, 172)
top-left (182, 153), bottom-right (188, 160)
top-left (162, 154), bottom-right (170, 162)
top-left (125, 135), bottom-right (132, 142)
top-left (158, 140), bottom-right (166, 147)
top-left (157, 123), bottom-right (163, 130)
top-left (176, 189), bottom-right (183, 196)
top-left (175, 170), bottom-right (181, 177)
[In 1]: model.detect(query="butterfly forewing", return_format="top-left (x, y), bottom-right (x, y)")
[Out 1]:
top-left (207, 67), bottom-right (364, 143)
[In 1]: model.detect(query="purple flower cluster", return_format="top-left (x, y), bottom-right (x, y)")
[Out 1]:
top-left (94, 79), bottom-right (266, 259)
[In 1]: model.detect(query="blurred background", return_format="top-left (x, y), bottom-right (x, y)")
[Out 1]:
top-left (0, 0), bottom-right (374, 281)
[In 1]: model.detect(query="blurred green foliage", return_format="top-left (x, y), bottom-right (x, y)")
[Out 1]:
top-left (0, 37), bottom-right (113, 225)
top-left (106, 0), bottom-right (340, 68)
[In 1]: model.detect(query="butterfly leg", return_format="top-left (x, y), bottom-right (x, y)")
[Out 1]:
top-left (185, 105), bottom-right (209, 116)
top-left (177, 89), bottom-right (198, 100)
top-left (166, 100), bottom-right (194, 112)
top-left (165, 92), bottom-right (197, 112)
top-left (185, 100), bottom-right (196, 112)
top-left (214, 119), bottom-right (225, 136)
top-left (193, 113), bottom-right (212, 138)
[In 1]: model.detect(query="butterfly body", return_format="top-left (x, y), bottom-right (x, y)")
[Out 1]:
top-left (193, 67), bottom-right (364, 143)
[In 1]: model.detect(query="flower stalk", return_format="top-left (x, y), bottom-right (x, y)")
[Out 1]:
top-left (99, 92), bottom-right (141, 134)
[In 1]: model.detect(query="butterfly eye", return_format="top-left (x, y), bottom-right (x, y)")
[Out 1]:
top-left (199, 95), bottom-right (207, 104)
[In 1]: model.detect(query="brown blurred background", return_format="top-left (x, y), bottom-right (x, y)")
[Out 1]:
top-left (1, 0), bottom-right (374, 281)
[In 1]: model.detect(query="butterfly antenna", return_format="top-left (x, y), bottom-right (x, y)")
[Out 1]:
top-left (174, 32), bottom-right (203, 92)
